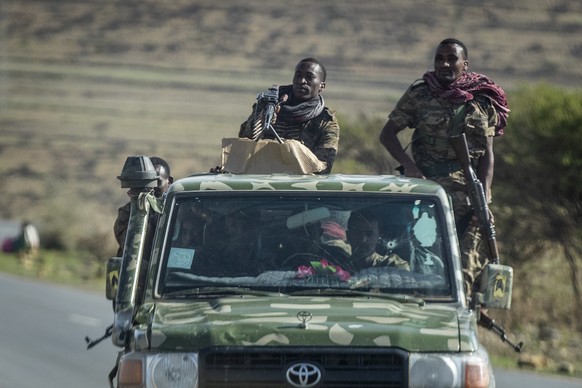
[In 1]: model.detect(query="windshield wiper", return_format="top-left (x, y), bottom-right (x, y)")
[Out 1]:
top-left (164, 286), bottom-right (284, 298)
top-left (288, 288), bottom-right (425, 306)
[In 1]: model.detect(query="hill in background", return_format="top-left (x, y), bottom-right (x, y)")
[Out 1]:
top-left (4, 0), bottom-right (582, 84)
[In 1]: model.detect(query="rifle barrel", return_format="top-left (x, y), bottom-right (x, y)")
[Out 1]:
top-left (479, 312), bottom-right (523, 353)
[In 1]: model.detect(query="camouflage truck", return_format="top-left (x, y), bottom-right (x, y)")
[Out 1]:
top-left (104, 155), bottom-right (514, 388)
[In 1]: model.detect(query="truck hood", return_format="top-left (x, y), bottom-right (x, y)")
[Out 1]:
top-left (141, 296), bottom-right (478, 352)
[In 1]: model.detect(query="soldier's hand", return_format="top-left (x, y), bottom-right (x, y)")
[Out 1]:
top-left (209, 166), bottom-right (224, 174)
top-left (269, 97), bottom-right (286, 125)
top-left (402, 163), bottom-right (425, 179)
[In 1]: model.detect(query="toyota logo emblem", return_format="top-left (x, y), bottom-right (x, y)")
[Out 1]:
top-left (286, 362), bottom-right (322, 387)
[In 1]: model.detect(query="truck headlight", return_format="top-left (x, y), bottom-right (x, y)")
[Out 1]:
top-left (118, 352), bottom-right (198, 388)
top-left (150, 353), bottom-right (198, 388)
top-left (409, 348), bottom-right (492, 388)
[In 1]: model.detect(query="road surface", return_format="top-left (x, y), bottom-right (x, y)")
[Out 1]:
top-left (0, 272), bottom-right (117, 388)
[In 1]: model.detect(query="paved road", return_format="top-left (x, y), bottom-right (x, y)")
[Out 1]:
top-left (0, 272), bottom-right (117, 388)
top-left (495, 368), bottom-right (582, 388)
top-left (1, 272), bottom-right (581, 388)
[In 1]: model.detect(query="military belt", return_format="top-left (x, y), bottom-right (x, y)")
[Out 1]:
top-left (419, 134), bottom-right (451, 148)
top-left (420, 160), bottom-right (462, 177)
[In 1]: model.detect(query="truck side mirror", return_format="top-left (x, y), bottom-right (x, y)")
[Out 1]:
top-left (106, 257), bottom-right (121, 300)
top-left (477, 263), bottom-right (513, 309)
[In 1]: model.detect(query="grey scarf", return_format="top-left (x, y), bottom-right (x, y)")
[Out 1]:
top-left (276, 84), bottom-right (325, 124)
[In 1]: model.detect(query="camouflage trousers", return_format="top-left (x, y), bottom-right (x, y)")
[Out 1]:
top-left (459, 222), bottom-right (489, 297)
top-left (431, 173), bottom-right (489, 297)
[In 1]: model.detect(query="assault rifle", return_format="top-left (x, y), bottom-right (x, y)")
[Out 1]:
top-left (85, 323), bottom-right (113, 349)
top-left (254, 85), bottom-right (284, 143)
top-left (479, 312), bottom-right (524, 353)
top-left (449, 133), bottom-right (499, 264)
top-left (450, 133), bottom-right (523, 353)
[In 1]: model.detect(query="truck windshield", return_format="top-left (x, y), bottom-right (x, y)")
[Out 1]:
top-left (158, 194), bottom-right (452, 298)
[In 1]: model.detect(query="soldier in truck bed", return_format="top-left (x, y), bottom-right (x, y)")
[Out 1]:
top-left (379, 38), bottom-right (509, 296)
top-left (238, 57), bottom-right (340, 174)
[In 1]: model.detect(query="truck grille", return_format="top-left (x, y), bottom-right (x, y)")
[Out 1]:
top-left (198, 347), bottom-right (408, 388)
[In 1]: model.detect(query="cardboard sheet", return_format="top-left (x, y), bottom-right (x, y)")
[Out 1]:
top-left (221, 138), bottom-right (325, 174)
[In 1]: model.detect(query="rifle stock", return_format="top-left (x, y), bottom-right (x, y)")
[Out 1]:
top-left (449, 133), bottom-right (500, 264)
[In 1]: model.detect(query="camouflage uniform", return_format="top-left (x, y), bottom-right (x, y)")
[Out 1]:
top-left (113, 202), bottom-right (131, 257)
top-left (239, 106), bottom-right (340, 174)
top-left (350, 252), bottom-right (411, 272)
top-left (114, 200), bottom-right (158, 257)
top-left (388, 80), bottom-right (501, 295)
top-left (368, 252), bottom-right (410, 271)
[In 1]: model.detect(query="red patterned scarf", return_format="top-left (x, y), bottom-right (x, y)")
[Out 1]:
top-left (423, 71), bottom-right (510, 135)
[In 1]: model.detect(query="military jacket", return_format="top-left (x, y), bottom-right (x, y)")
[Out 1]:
top-left (114, 201), bottom-right (131, 257)
top-left (388, 81), bottom-right (499, 177)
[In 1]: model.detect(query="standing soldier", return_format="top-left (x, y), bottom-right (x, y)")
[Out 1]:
top-left (379, 38), bottom-right (509, 297)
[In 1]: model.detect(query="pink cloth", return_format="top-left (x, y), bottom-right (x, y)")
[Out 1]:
top-left (321, 221), bottom-right (346, 240)
top-left (423, 71), bottom-right (510, 135)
